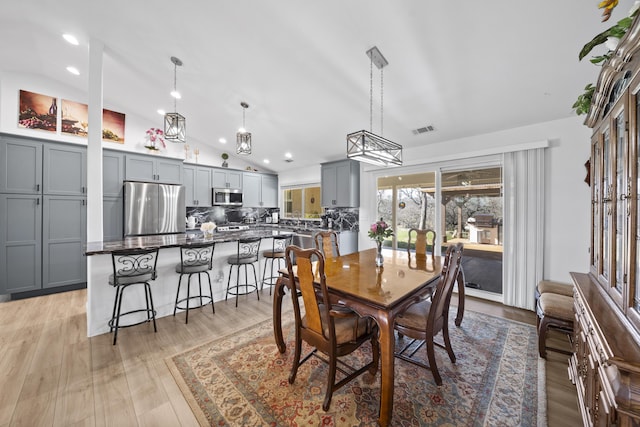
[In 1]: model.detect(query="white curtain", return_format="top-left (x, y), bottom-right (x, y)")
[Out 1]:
top-left (503, 148), bottom-right (545, 310)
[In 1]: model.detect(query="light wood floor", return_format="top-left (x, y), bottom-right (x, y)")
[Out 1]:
top-left (0, 289), bottom-right (580, 426)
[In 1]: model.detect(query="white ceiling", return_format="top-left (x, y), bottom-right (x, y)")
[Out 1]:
top-left (0, 0), bottom-right (623, 173)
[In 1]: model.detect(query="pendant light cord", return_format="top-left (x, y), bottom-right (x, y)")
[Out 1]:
top-left (173, 62), bottom-right (177, 113)
top-left (369, 56), bottom-right (373, 133)
top-left (381, 67), bottom-right (384, 137)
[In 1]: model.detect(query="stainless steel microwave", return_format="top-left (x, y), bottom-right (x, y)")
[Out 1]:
top-left (212, 188), bottom-right (243, 206)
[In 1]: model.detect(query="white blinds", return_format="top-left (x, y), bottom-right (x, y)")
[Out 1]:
top-left (502, 148), bottom-right (545, 310)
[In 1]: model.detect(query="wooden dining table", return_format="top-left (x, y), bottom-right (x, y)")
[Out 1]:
top-left (272, 247), bottom-right (465, 427)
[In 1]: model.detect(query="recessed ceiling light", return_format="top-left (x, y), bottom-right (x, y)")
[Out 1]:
top-left (285, 152), bottom-right (292, 159)
top-left (263, 159), bottom-right (270, 164)
top-left (170, 90), bottom-right (181, 99)
top-left (62, 33), bottom-right (79, 46)
top-left (157, 109), bottom-right (166, 115)
top-left (66, 66), bottom-right (80, 75)
top-left (219, 138), bottom-right (227, 144)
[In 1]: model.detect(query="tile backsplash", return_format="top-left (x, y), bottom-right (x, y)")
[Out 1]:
top-left (185, 206), bottom-right (359, 232)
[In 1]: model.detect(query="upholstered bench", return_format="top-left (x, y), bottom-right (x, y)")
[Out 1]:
top-left (536, 292), bottom-right (574, 359)
top-left (535, 280), bottom-right (573, 302)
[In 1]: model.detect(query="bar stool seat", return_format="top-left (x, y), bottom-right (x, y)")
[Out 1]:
top-left (261, 234), bottom-right (292, 295)
top-left (108, 248), bottom-right (159, 345)
top-left (174, 242), bottom-right (216, 324)
top-left (226, 237), bottom-right (262, 307)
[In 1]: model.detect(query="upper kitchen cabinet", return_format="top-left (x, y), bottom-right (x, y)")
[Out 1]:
top-left (125, 153), bottom-right (183, 184)
top-left (103, 150), bottom-right (125, 197)
top-left (243, 172), bottom-right (278, 207)
top-left (43, 144), bottom-right (87, 196)
top-left (0, 134), bottom-right (86, 196)
top-left (212, 168), bottom-right (242, 189)
top-left (0, 134), bottom-right (42, 194)
top-left (321, 159), bottom-right (360, 207)
top-left (183, 164), bottom-right (213, 206)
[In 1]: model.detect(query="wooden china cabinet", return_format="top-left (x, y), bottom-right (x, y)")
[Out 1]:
top-left (571, 14), bottom-right (640, 427)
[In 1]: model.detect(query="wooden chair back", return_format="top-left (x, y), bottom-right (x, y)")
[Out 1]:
top-left (285, 245), bottom-right (331, 343)
top-left (430, 242), bottom-right (464, 332)
top-left (407, 228), bottom-right (436, 257)
top-left (314, 230), bottom-right (340, 258)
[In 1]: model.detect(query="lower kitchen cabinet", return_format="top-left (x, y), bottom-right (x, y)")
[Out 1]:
top-left (339, 230), bottom-right (358, 255)
top-left (42, 196), bottom-right (86, 288)
top-left (0, 193), bottom-right (87, 294)
top-left (0, 194), bottom-right (42, 293)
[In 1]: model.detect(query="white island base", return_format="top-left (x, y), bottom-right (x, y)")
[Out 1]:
top-left (86, 238), bottom-right (279, 337)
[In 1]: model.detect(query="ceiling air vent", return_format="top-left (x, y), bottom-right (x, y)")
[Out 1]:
top-left (412, 125), bottom-right (435, 135)
top-left (284, 158), bottom-right (294, 163)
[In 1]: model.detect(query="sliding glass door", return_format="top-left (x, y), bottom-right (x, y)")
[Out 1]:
top-left (376, 165), bottom-right (504, 297)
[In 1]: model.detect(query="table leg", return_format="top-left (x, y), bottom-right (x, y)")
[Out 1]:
top-left (273, 276), bottom-right (287, 353)
top-left (377, 314), bottom-right (394, 427)
top-left (455, 268), bottom-right (465, 327)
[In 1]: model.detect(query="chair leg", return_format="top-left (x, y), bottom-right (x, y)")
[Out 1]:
top-left (261, 257), bottom-right (269, 290)
top-left (226, 265), bottom-right (233, 302)
top-left (426, 337), bottom-right (442, 386)
top-left (288, 329), bottom-right (303, 385)
top-left (185, 274), bottom-right (191, 324)
top-left (235, 265), bottom-right (240, 308)
top-left (174, 274), bottom-right (183, 316)
top-left (442, 324), bottom-right (456, 363)
top-left (251, 263), bottom-right (260, 301)
top-left (538, 316), bottom-right (550, 359)
top-left (323, 350), bottom-right (338, 411)
top-left (205, 271), bottom-right (215, 314)
top-left (198, 273), bottom-right (203, 307)
top-left (146, 282), bottom-right (157, 333)
top-left (110, 286), bottom-right (121, 333)
top-left (112, 286), bottom-right (125, 345)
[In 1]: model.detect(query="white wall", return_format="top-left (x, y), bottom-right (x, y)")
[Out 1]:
top-left (359, 115), bottom-right (592, 284)
top-left (0, 71), bottom-right (265, 171)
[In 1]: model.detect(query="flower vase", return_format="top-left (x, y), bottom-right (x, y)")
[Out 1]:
top-left (375, 241), bottom-right (384, 267)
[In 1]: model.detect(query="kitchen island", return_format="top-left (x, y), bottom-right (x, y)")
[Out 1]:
top-left (84, 228), bottom-right (294, 337)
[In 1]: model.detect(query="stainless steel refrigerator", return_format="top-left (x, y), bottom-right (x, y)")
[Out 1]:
top-left (124, 181), bottom-right (186, 236)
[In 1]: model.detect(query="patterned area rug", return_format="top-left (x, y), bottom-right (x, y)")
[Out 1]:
top-left (166, 309), bottom-right (546, 426)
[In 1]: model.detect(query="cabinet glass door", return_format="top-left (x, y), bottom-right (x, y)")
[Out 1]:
top-left (591, 135), bottom-right (601, 275)
top-left (602, 127), bottom-right (611, 283)
top-left (615, 110), bottom-right (626, 294)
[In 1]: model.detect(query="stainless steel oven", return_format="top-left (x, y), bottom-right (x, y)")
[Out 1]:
top-left (212, 188), bottom-right (243, 206)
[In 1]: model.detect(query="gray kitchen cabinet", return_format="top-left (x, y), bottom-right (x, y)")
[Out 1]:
top-left (125, 153), bottom-right (183, 184)
top-left (42, 195), bottom-right (86, 288)
top-left (0, 194), bottom-right (42, 293)
top-left (103, 150), bottom-right (125, 197)
top-left (242, 172), bottom-right (278, 207)
top-left (43, 144), bottom-right (87, 196)
top-left (212, 168), bottom-right (242, 189)
top-left (338, 230), bottom-right (358, 255)
top-left (184, 164), bottom-right (213, 206)
top-left (103, 196), bottom-right (123, 241)
top-left (0, 135), bottom-right (42, 194)
top-left (321, 159), bottom-right (360, 207)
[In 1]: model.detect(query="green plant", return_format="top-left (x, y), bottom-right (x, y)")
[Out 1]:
top-left (221, 152), bottom-right (229, 160)
top-left (573, 84), bottom-right (596, 115)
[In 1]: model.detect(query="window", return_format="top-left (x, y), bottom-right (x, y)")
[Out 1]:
top-left (283, 185), bottom-right (321, 218)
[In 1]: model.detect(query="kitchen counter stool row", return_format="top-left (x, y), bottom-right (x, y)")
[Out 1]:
top-left (107, 234), bottom-right (294, 344)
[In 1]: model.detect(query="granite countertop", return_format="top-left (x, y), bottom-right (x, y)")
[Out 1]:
top-left (84, 228), bottom-right (295, 256)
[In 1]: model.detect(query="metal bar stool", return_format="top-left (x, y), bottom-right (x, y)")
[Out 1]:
top-left (261, 234), bottom-right (292, 295)
top-left (226, 237), bottom-right (262, 307)
top-left (173, 242), bottom-right (216, 324)
top-left (108, 247), bottom-right (159, 345)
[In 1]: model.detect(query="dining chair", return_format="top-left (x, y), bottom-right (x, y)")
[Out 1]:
top-left (314, 230), bottom-right (340, 258)
top-left (394, 242), bottom-right (464, 385)
top-left (173, 242), bottom-right (216, 324)
top-left (285, 245), bottom-right (379, 411)
top-left (407, 228), bottom-right (436, 257)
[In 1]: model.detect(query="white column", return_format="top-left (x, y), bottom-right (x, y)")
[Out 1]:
top-left (87, 38), bottom-right (104, 242)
